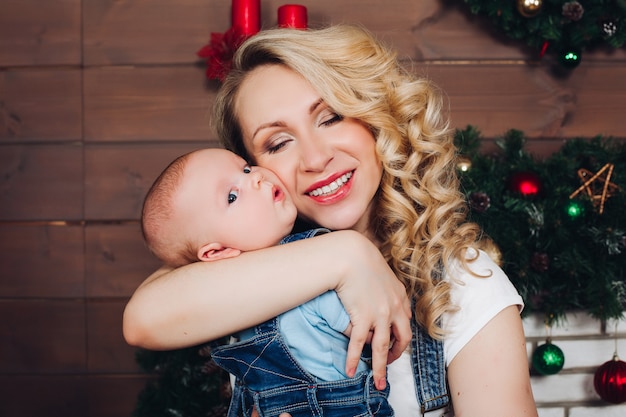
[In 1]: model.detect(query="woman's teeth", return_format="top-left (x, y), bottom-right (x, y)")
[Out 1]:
top-left (308, 172), bottom-right (352, 196)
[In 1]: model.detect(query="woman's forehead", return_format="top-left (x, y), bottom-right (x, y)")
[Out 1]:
top-left (235, 65), bottom-right (320, 133)
top-left (237, 65), bottom-right (318, 109)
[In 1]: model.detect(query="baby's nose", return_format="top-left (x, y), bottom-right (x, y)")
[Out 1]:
top-left (251, 170), bottom-right (264, 187)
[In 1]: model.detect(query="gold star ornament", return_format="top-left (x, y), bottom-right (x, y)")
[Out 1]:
top-left (569, 163), bottom-right (620, 214)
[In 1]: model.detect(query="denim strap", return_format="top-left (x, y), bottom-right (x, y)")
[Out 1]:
top-left (411, 307), bottom-right (449, 413)
top-left (279, 228), bottom-right (331, 244)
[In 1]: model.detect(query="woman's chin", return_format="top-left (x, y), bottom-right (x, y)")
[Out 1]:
top-left (310, 213), bottom-right (367, 233)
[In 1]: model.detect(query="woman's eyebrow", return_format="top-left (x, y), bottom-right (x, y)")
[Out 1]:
top-left (309, 98), bottom-right (324, 114)
top-left (252, 121), bottom-right (287, 140)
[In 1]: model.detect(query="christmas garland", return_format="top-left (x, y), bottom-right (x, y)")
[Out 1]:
top-left (455, 127), bottom-right (625, 325)
top-left (133, 343), bottom-right (231, 417)
top-left (461, 0), bottom-right (626, 68)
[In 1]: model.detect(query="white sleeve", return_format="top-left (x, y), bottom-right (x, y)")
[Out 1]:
top-left (442, 249), bottom-right (524, 367)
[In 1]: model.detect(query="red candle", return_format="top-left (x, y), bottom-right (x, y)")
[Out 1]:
top-left (232, 0), bottom-right (261, 36)
top-left (278, 4), bottom-right (307, 29)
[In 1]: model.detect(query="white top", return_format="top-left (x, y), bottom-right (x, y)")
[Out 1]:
top-left (387, 249), bottom-right (524, 417)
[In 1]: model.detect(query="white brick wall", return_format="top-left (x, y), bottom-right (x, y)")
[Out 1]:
top-left (523, 313), bottom-right (626, 416)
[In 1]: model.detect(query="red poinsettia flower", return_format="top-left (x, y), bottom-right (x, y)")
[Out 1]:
top-left (197, 26), bottom-right (249, 81)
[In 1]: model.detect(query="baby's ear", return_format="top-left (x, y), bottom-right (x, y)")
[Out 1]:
top-left (197, 243), bottom-right (241, 262)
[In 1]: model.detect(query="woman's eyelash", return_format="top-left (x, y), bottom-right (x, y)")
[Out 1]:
top-left (261, 113), bottom-right (342, 155)
top-left (267, 143), bottom-right (285, 154)
top-left (321, 114), bottom-right (343, 126)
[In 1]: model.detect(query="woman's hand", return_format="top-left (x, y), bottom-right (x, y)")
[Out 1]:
top-left (333, 231), bottom-right (412, 390)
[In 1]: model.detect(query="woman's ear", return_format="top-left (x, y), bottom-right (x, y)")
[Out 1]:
top-left (197, 242), bottom-right (242, 262)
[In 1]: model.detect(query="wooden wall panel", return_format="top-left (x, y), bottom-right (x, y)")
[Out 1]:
top-left (0, 69), bottom-right (82, 142)
top-left (83, 66), bottom-right (216, 142)
top-left (83, 0), bottom-right (230, 65)
top-left (87, 375), bottom-right (154, 417)
top-left (85, 223), bottom-right (161, 298)
top-left (0, 0), bottom-right (81, 66)
top-left (306, 0), bottom-right (434, 58)
top-left (0, 224), bottom-right (84, 298)
top-left (426, 64), bottom-right (574, 138)
top-left (424, 63), bottom-right (626, 140)
top-left (0, 145), bottom-right (83, 221)
top-left (557, 64), bottom-right (626, 138)
top-left (0, 375), bottom-right (151, 417)
top-left (0, 300), bottom-right (86, 373)
top-left (84, 143), bottom-right (210, 220)
top-left (87, 300), bottom-right (143, 372)
top-left (82, 0), bottom-right (459, 65)
top-left (411, 0), bottom-right (529, 61)
top-left (0, 375), bottom-right (88, 417)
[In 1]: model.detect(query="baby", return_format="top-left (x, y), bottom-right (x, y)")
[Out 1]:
top-left (141, 148), bottom-right (391, 416)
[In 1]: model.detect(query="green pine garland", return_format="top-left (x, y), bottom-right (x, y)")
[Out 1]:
top-left (133, 342), bottom-right (231, 417)
top-left (462, 0), bottom-right (626, 66)
top-left (455, 126), bottom-right (626, 325)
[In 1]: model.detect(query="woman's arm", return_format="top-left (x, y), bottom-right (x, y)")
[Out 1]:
top-left (447, 305), bottom-right (538, 416)
top-left (123, 230), bottom-right (411, 387)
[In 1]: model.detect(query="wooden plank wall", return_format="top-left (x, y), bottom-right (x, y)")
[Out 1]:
top-left (0, 1), bottom-right (624, 416)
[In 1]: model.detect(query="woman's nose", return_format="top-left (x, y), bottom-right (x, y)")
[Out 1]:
top-left (299, 134), bottom-right (333, 172)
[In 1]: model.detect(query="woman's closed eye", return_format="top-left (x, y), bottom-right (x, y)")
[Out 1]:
top-left (264, 136), bottom-right (292, 155)
top-left (319, 112), bottom-right (343, 127)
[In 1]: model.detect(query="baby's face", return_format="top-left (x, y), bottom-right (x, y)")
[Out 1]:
top-left (176, 149), bottom-right (297, 252)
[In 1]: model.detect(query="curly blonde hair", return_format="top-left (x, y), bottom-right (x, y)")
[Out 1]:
top-left (213, 25), bottom-right (480, 338)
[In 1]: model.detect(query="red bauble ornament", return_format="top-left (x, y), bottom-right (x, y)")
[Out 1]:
top-left (594, 355), bottom-right (626, 404)
top-left (509, 171), bottom-right (542, 196)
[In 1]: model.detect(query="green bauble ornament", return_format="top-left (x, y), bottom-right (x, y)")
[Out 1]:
top-left (559, 49), bottom-right (582, 68)
top-left (566, 200), bottom-right (585, 219)
top-left (532, 340), bottom-right (565, 375)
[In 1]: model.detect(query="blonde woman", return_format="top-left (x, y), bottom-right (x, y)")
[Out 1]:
top-left (124, 25), bottom-right (537, 417)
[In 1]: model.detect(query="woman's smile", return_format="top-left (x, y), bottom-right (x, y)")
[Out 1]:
top-left (306, 170), bottom-right (353, 200)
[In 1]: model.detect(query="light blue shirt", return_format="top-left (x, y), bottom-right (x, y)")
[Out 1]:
top-left (239, 290), bottom-right (369, 381)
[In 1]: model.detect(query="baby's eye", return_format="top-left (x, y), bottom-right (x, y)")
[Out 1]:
top-left (243, 165), bottom-right (251, 174)
top-left (228, 190), bottom-right (239, 204)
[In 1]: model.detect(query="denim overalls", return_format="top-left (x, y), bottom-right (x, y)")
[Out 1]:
top-left (211, 229), bottom-right (449, 416)
top-left (409, 307), bottom-right (450, 414)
